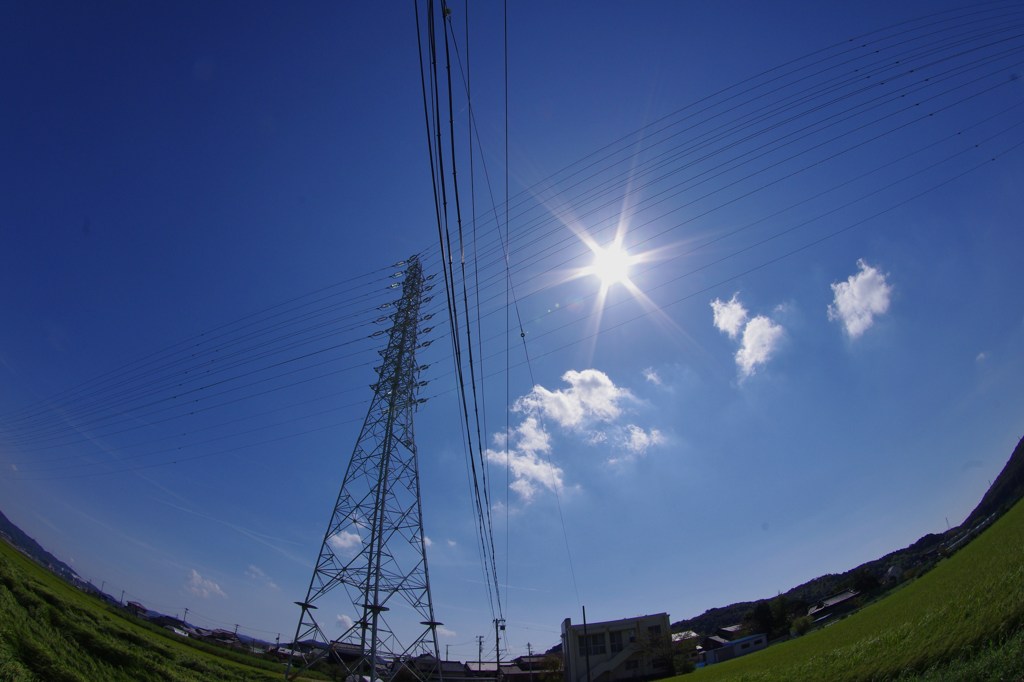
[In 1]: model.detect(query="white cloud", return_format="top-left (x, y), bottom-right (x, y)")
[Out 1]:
top-left (736, 315), bottom-right (784, 377)
top-left (446, 539), bottom-right (457, 548)
top-left (514, 369), bottom-right (631, 429)
top-left (337, 614), bottom-right (354, 630)
top-left (493, 369), bottom-right (664, 502)
top-left (828, 259), bottom-right (892, 338)
top-left (712, 294), bottom-right (785, 377)
top-left (622, 424), bottom-right (665, 455)
top-left (711, 293), bottom-right (749, 339)
top-left (642, 367), bottom-right (662, 385)
top-left (186, 569), bottom-right (226, 599)
top-left (328, 530), bottom-right (362, 553)
top-left (437, 625), bottom-right (457, 639)
top-left (976, 351), bottom-right (988, 363)
top-left (486, 418), bottom-right (566, 503)
top-left (423, 536), bottom-right (433, 547)
top-left (608, 425), bottom-right (666, 465)
top-left (244, 565), bottom-right (278, 590)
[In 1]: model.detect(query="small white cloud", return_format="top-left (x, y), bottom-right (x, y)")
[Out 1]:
top-left (446, 539), bottom-right (457, 548)
top-left (486, 415), bottom-right (566, 503)
top-left (328, 530), bottom-right (362, 552)
top-left (736, 315), bottom-right (784, 377)
top-left (622, 424), bottom-right (665, 455)
top-left (337, 614), bottom-right (354, 630)
top-left (608, 425), bottom-right (665, 464)
top-left (10, 464), bottom-right (16, 472)
top-left (437, 625), bottom-right (457, 639)
top-left (712, 293), bottom-right (785, 376)
top-left (514, 369), bottom-right (631, 429)
top-left (976, 351), bottom-right (988, 363)
top-left (642, 367), bottom-right (662, 385)
top-left (711, 293), bottom-right (749, 339)
top-left (186, 569), bottom-right (226, 599)
top-left (495, 368), bottom-right (663, 502)
top-left (828, 259), bottom-right (892, 338)
top-left (244, 565), bottom-right (278, 590)
top-left (423, 536), bottom-right (433, 548)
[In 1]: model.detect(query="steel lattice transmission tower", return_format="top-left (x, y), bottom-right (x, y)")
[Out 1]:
top-left (288, 255), bottom-right (442, 681)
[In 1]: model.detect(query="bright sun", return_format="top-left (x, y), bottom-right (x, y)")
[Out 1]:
top-left (590, 244), bottom-right (632, 286)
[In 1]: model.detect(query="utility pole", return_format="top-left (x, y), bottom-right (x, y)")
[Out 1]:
top-left (495, 618), bottom-right (505, 681)
top-left (183, 607), bottom-right (189, 624)
top-left (288, 257), bottom-right (439, 682)
top-left (527, 643), bottom-right (534, 682)
top-left (119, 590), bottom-right (124, 606)
top-left (582, 606), bottom-right (592, 682)
top-left (477, 635), bottom-right (484, 669)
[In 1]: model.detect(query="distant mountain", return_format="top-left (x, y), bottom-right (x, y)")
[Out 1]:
top-left (673, 433), bottom-right (1024, 637)
top-left (0, 508), bottom-right (81, 585)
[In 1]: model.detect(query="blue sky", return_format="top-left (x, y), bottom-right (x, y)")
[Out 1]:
top-left (2, 0), bottom-right (1024, 659)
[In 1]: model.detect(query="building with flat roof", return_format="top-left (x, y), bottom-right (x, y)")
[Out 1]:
top-left (561, 613), bottom-right (672, 682)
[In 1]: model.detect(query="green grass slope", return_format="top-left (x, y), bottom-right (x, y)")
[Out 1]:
top-left (0, 539), bottom-right (303, 681)
top-left (681, 497), bottom-right (1024, 681)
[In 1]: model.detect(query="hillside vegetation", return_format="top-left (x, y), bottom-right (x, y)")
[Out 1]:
top-left (0, 539), bottom-right (308, 681)
top-left (680, 495), bottom-right (1024, 681)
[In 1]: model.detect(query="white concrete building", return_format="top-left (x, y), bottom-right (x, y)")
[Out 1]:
top-left (561, 613), bottom-right (672, 682)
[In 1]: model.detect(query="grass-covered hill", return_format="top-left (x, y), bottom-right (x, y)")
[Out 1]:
top-left (962, 435), bottom-right (1024, 528)
top-left (678, 493), bottom-right (1024, 681)
top-left (0, 538), bottom-right (313, 681)
top-left (673, 435), bottom-right (1024, 638)
top-left (0, 508), bottom-right (80, 587)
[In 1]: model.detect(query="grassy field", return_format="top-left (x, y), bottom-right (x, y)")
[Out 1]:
top-left (4, 499), bottom-right (1024, 682)
top-left (680, 497), bottom-right (1024, 681)
top-left (0, 538), bottom-right (310, 681)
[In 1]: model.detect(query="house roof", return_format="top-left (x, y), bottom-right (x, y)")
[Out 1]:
top-left (808, 589), bottom-right (860, 616)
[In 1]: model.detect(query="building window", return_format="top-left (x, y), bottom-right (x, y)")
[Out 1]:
top-left (578, 633), bottom-right (606, 656)
top-left (647, 625), bottom-right (662, 637)
top-left (609, 630), bottom-right (623, 653)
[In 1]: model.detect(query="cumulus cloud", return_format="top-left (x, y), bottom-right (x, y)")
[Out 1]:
top-left (711, 294), bottom-right (749, 339)
top-left (486, 417), bottom-right (565, 503)
top-left (423, 536), bottom-right (433, 548)
top-left (642, 367), bottom-right (662, 385)
top-left (712, 294), bottom-right (785, 377)
top-left (514, 369), bottom-right (632, 429)
top-left (328, 530), bottom-right (362, 553)
top-left (608, 425), bottom-right (666, 464)
top-left (622, 425), bottom-right (665, 455)
top-left (828, 259), bottom-right (892, 338)
top-left (186, 569), bottom-right (226, 599)
top-left (244, 565), bottom-right (278, 590)
top-left (447, 539), bottom-right (457, 548)
top-left (491, 369), bottom-right (663, 502)
top-left (337, 614), bottom-right (354, 630)
top-left (736, 315), bottom-right (785, 377)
